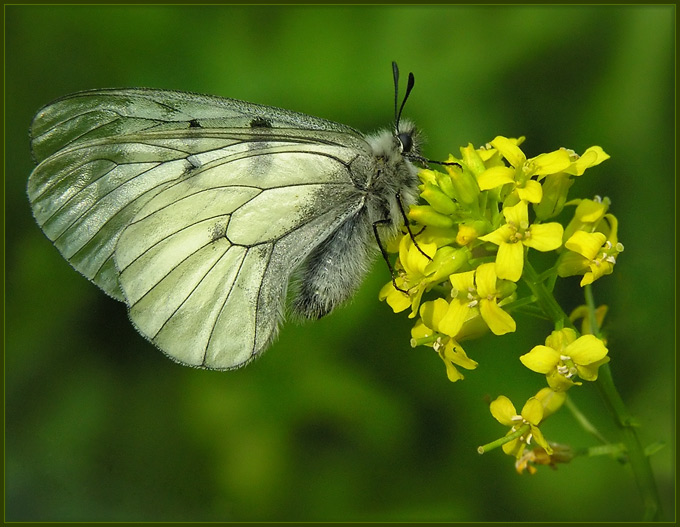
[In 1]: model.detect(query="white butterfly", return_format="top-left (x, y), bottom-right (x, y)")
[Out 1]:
top-left (27, 63), bottom-right (422, 370)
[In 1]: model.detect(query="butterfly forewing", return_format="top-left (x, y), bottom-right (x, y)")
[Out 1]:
top-left (28, 89), bottom-right (375, 369)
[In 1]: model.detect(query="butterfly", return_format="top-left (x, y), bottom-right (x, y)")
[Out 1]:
top-left (27, 63), bottom-right (423, 370)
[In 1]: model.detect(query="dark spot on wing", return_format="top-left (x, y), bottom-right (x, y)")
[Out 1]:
top-left (182, 155), bottom-right (202, 177)
top-left (250, 117), bottom-right (272, 128)
top-left (186, 155), bottom-right (201, 170)
top-left (189, 119), bottom-right (202, 128)
top-left (210, 221), bottom-right (227, 242)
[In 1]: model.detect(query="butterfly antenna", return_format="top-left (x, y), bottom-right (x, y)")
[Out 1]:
top-left (392, 61), bottom-right (416, 132)
top-left (422, 157), bottom-right (462, 168)
top-left (392, 61), bottom-right (400, 127)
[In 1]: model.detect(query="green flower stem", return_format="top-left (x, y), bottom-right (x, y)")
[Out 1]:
top-left (521, 261), bottom-right (573, 329)
top-left (477, 424), bottom-right (529, 454)
top-left (585, 443), bottom-right (627, 458)
top-left (564, 395), bottom-right (610, 445)
top-left (596, 366), bottom-right (661, 520)
top-left (584, 285), bottom-right (662, 521)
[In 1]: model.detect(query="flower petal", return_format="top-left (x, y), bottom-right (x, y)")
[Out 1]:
top-left (520, 345), bottom-right (560, 374)
top-left (410, 319), bottom-right (433, 340)
top-left (545, 328), bottom-right (577, 352)
top-left (474, 262), bottom-right (497, 297)
top-left (574, 198), bottom-right (608, 223)
top-left (531, 149), bottom-right (572, 175)
top-left (521, 397), bottom-right (544, 425)
top-left (490, 395), bottom-right (518, 426)
top-left (443, 340), bottom-right (478, 370)
top-left (443, 359), bottom-right (465, 382)
top-left (575, 356), bottom-right (610, 381)
top-left (529, 426), bottom-right (551, 452)
top-left (516, 179), bottom-right (543, 203)
top-left (479, 224), bottom-right (514, 246)
top-left (502, 436), bottom-right (524, 457)
top-left (565, 146), bottom-right (610, 176)
top-left (477, 166), bottom-right (515, 191)
top-left (496, 241), bottom-right (524, 282)
top-left (565, 231), bottom-right (606, 259)
top-left (480, 299), bottom-right (516, 335)
top-left (565, 334), bottom-right (608, 365)
top-left (450, 269), bottom-right (476, 292)
top-left (524, 222), bottom-right (564, 251)
top-left (547, 369), bottom-right (579, 391)
top-left (438, 300), bottom-right (470, 337)
top-left (419, 298), bottom-right (450, 331)
top-left (490, 136), bottom-right (526, 168)
top-left (503, 200), bottom-right (529, 226)
top-left (403, 240), bottom-right (437, 276)
top-left (380, 281), bottom-right (411, 313)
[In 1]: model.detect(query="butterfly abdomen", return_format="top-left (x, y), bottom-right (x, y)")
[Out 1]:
top-left (291, 209), bottom-right (375, 320)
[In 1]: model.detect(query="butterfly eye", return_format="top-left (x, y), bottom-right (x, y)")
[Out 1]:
top-left (397, 131), bottom-right (413, 154)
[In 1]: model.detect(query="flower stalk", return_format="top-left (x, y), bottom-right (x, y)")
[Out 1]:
top-left (378, 136), bottom-right (661, 519)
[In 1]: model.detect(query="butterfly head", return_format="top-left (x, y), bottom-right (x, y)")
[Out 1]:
top-left (395, 119), bottom-right (422, 159)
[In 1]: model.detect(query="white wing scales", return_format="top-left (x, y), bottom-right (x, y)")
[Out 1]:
top-left (29, 140), bottom-right (197, 300)
top-left (28, 89), bottom-right (372, 369)
top-left (30, 88), bottom-right (361, 161)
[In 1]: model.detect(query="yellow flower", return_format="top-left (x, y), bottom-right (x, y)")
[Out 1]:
top-left (534, 147), bottom-right (609, 221)
top-left (515, 443), bottom-right (574, 475)
top-left (563, 145), bottom-right (610, 176)
top-left (379, 235), bottom-right (436, 314)
top-left (520, 328), bottom-right (609, 391)
top-left (411, 299), bottom-right (478, 382)
top-left (479, 201), bottom-right (564, 281)
top-left (562, 196), bottom-right (611, 243)
top-left (558, 221), bottom-right (623, 286)
top-left (379, 236), bottom-right (469, 317)
top-left (476, 136), bottom-right (572, 204)
top-left (490, 395), bottom-right (552, 457)
top-left (438, 338), bottom-right (478, 382)
top-left (443, 263), bottom-right (517, 337)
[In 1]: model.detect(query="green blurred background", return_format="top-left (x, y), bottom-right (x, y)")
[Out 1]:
top-left (5, 5), bottom-right (674, 522)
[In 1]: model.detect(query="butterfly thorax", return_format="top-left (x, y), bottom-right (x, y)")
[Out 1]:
top-left (363, 122), bottom-right (421, 234)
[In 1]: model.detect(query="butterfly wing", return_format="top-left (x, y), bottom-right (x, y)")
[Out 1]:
top-left (28, 89), bottom-right (373, 369)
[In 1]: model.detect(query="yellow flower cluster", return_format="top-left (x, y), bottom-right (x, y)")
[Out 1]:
top-left (379, 136), bottom-right (618, 472)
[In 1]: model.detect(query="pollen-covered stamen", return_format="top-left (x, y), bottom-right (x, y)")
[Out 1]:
top-left (510, 416), bottom-right (535, 445)
top-left (462, 286), bottom-right (480, 308)
top-left (466, 286), bottom-right (478, 304)
top-left (521, 161), bottom-right (535, 179)
top-left (432, 336), bottom-right (444, 352)
top-left (507, 226), bottom-right (522, 242)
top-left (557, 354), bottom-right (578, 378)
top-left (593, 240), bottom-right (623, 268)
